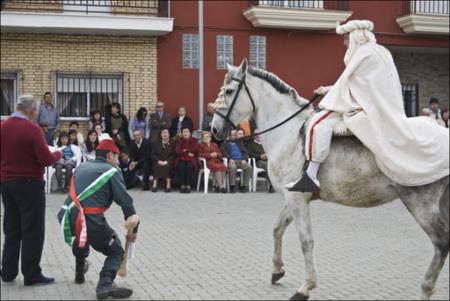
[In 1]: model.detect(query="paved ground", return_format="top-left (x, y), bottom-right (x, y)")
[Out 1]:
top-left (1, 189), bottom-right (449, 300)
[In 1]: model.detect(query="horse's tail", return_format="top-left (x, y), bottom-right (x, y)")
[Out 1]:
top-left (439, 182), bottom-right (449, 231)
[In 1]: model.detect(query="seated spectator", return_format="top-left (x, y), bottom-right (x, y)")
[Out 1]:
top-left (175, 127), bottom-right (198, 193)
top-left (220, 129), bottom-right (252, 193)
top-left (170, 106), bottom-right (194, 138)
top-left (438, 108), bottom-right (449, 128)
top-left (151, 128), bottom-right (176, 193)
top-left (129, 129), bottom-right (151, 190)
top-left (128, 107), bottom-right (150, 140)
top-left (237, 128), bottom-right (250, 148)
top-left (54, 131), bottom-right (81, 193)
top-left (150, 101), bottom-right (171, 143)
top-left (247, 129), bottom-right (275, 193)
top-left (105, 102), bottom-right (130, 148)
top-left (94, 124), bottom-right (103, 137)
top-left (81, 129), bottom-right (99, 162)
top-left (119, 149), bottom-right (140, 190)
top-left (68, 129), bottom-right (80, 146)
top-left (429, 97), bottom-right (442, 121)
top-left (198, 131), bottom-right (227, 193)
top-left (201, 102), bottom-right (215, 131)
top-left (69, 121), bottom-right (84, 145)
top-left (89, 110), bottom-right (105, 131)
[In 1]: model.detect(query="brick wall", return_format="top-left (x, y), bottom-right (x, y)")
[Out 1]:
top-left (0, 32), bottom-right (158, 136)
top-left (393, 51), bottom-right (450, 112)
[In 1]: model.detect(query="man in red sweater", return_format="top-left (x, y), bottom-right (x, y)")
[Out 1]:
top-left (0, 95), bottom-right (62, 286)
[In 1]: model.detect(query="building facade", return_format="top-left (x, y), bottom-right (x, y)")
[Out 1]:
top-left (1, 0), bottom-right (173, 132)
top-left (158, 0), bottom-right (449, 128)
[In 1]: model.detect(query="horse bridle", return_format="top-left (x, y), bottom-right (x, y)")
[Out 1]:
top-left (214, 73), bottom-right (320, 138)
top-left (214, 73), bottom-right (256, 131)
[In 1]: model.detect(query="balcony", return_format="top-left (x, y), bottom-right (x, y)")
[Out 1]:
top-left (0, 0), bottom-right (173, 36)
top-left (243, 0), bottom-right (352, 31)
top-left (396, 0), bottom-right (449, 35)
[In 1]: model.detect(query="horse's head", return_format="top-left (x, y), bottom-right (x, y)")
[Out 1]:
top-left (211, 58), bottom-right (256, 140)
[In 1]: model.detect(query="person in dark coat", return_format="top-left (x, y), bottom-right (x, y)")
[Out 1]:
top-left (128, 129), bottom-right (151, 190)
top-left (105, 102), bottom-right (130, 147)
top-left (57, 138), bottom-right (139, 299)
top-left (170, 106), bottom-right (194, 138)
top-left (151, 128), bottom-right (176, 192)
top-left (149, 101), bottom-right (171, 143)
top-left (247, 129), bottom-right (275, 193)
top-left (175, 127), bottom-right (198, 193)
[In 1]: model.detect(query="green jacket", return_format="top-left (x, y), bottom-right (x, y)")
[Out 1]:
top-left (58, 158), bottom-right (136, 236)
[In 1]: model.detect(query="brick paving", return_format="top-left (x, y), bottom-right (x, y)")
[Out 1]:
top-left (1, 190), bottom-right (449, 300)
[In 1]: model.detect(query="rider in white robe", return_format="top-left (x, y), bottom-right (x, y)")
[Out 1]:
top-left (287, 20), bottom-right (449, 192)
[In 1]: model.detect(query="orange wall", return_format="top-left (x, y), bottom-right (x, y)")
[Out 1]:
top-left (158, 0), bottom-right (449, 126)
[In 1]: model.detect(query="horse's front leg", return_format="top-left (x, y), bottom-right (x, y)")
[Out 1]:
top-left (272, 201), bottom-right (293, 284)
top-left (289, 196), bottom-right (317, 301)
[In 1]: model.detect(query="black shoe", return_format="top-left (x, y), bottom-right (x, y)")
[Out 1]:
top-left (186, 186), bottom-right (191, 193)
top-left (75, 259), bottom-right (89, 284)
top-left (214, 186), bottom-right (220, 193)
top-left (142, 183), bottom-right (150, 191)
top-left (24, 274), bottom-right (55, 286)
top-left (180, 186), bottom-right (186, 193)
top-left (269, 186), bottom-right (275, 193)
top-left (165, 187), bottom-right (171, 193)
top-left (230, 186), bottom-right (236, 193)
top-left (221, 187), bottom-right (227, 193)
top-left (0, 270), bottom-right (16, 283)
top-left (151, 187), bottom-right (157, 193)
top-left (240, 186), bottom-right (248, 193)
top-left (96, 275), bottom-right (133, 299)
top-left (287, 173), bottom-right (320, 193)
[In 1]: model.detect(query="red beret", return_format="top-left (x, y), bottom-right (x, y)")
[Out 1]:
top-left (97, 139), bottom-right (120, 154)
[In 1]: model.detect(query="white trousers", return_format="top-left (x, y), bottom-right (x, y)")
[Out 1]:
top-left (304, 110), bottom-right (342, 162)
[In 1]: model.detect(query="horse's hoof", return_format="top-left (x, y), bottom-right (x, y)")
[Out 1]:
top-left (289, 292), bottom-right (309, 301)
top-left (271, 271), bottom-right (285, 284)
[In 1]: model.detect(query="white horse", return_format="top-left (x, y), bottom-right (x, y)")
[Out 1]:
top-left (211, 59), bottom-right (449, 300)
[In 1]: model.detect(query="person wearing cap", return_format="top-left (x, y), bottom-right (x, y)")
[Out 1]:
top-left (287, 19), bottom-right (449, 192)
top-left (1, 95), bottom-right (62, 286)
top-left (57, 136), bottom-right (139, 299)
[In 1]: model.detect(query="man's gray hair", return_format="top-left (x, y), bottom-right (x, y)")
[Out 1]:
top-left (16, 95), bottom-right (40, 112)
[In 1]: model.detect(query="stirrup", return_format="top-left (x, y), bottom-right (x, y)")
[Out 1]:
top-left (287, 173), bottom-right (320, 193)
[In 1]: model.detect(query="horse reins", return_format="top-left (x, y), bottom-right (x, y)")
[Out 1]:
top-left (214, 74), bottom-right (321, 140)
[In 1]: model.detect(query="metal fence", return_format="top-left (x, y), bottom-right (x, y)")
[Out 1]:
top-left (402, 0), bottom-right (449, 16)
top-left (1, 0), bottom-right (169, 17)
top-left (256, 0), bottom-right (348, 10)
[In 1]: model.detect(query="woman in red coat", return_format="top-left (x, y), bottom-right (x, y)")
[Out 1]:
top-left (198, 131), bottom-right (227, 193)
top-left (175, 127), bottom-right (198, 193)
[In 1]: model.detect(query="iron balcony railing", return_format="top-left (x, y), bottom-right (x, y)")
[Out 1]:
top-left (250, 0), bottom-right (349, 11)
top-left (0, 0), bottom-right (170, 17)
top-left (402, 0), bottom-right (449, 16)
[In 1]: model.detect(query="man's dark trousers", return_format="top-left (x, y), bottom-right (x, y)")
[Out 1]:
top-left (0, 178), bottom-right (46, 282)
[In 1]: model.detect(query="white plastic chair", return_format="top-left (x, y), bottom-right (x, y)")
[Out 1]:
top-left (251, 158), bottom-right (270, 192)
top-left (196, 157), bottom-right (212, 193)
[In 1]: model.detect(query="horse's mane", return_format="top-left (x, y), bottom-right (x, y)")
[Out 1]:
top-left (221, 65), bottom-right (304, 108)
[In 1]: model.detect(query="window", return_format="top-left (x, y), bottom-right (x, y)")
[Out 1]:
top-left (402, 83), bottom-right (418, 117)
top-left (217, 35), bottom-right (233, 69)
top-left (56, 74), bottom-right (123, 119)
top-left (250, 35), bottom-right (266, 69)
top-left (183, 34), bottom-right (199, 69)
top-left (1, 72), bottom-right (18, 117)
top-left (259, 0), bottom-right (324, 9)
